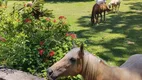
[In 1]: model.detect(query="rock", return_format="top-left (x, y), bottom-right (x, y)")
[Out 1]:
top-left (0, 67), bottom-right (45, 80)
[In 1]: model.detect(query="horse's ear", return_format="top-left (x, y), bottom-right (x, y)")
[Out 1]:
top-left (79, 43), bottom-right (84, 58)
top-left (72, 41), bottom-right (77, 48)
top-left (99, 59), bottom-right (107, 65)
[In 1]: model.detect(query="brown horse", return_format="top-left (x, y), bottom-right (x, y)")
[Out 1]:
top-left (47, 44), bottom-right (142, 80)
top-left (91, 3), bottom-right (110, 25)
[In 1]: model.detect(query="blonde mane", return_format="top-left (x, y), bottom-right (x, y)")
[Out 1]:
top-left (80, 51), bottom-right (142, 80)
top-left (80, 51), bottom-right (104, 80)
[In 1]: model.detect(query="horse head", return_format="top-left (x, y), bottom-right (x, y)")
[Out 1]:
top-left (47, 44), bottom-right (84, 80)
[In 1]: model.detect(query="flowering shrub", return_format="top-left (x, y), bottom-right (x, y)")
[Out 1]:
top-left (0, 2), bottom-right (79, 79)
top-left (0, 0), bottom-right (7, 8)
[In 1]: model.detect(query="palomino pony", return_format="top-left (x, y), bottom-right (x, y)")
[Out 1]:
top-left (108, 0), bottom-right (121, 12)
top-left (91, 2), bottom-right (110, 24)
top-left (47, 44), bottom-right (142, 80)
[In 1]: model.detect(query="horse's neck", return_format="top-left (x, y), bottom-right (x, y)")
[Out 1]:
top-left (80, 53), bottom-right (123, 80)
top-left (81, 53), bottom-right (142, 80)
top-left (80, 53), bottom-right (105, 80)
top-left (96, 63), bottom-right (120, 80)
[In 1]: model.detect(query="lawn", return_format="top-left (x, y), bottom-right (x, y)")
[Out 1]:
top-left (6, 0), bottom-right (142, 66)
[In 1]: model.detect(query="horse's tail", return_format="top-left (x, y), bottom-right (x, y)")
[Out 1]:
top-left (91, 4), bottom-right (96, 24)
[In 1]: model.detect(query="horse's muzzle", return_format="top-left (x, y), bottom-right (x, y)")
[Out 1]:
top-left (47, 68), bottom-right (53, 76)
top-left (47, 68), bottom-right (57, 80)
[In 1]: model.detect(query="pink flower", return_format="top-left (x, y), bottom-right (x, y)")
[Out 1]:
top-left (49, 51), bottom-right (55, 57)
top-left (38, 49), bottom-right (44, 56)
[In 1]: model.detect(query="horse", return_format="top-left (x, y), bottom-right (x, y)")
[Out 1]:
top-left (120, 54), bottom-right (142, 77)
top-left (108, 0), bottom-right (121, 12)
top-left (91, 2), bottom-right (110, 25)
top-left (47, 44), bottom-right (142, 80)
top-left (0, 67), bottom-right (44, 80)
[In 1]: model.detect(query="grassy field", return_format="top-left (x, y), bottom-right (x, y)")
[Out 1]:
top-left (6, 0), bottom-right (142, 66)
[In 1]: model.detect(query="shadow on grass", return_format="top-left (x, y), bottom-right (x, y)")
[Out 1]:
top-left (125, 2), bottom-right (142, 11)
top-left (76, 2), bottom-right (142, 66)
top-left (77, 15), bottom-right (91, 27)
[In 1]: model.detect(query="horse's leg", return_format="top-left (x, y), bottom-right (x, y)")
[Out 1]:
top-left (91, 15), bottom-right (94, 25)
top-left (115, 5), bottom-right (117, 13)
top-left (94, 14), bottom-right (97, 24)
top-left (96, 14), bottom-right (99, 24)
top-left (100, 13), bottom-right (102, 22)
top-left (104, 11), bottom-right (106, 22)
top-left (112, 5), bottom-right (114, 12)
top-left (117, 3), bottom-right (120, 12)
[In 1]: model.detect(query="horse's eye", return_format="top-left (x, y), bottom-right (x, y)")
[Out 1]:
top-left (70, 57), bottom-right (76, 63)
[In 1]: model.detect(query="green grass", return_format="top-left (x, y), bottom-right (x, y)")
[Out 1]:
top-left (5, 0), bottom-right (142, 66)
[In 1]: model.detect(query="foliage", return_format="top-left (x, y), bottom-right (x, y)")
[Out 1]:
top-left (0, 1), bottom-right (80, 79)
top-left (0, 0), bottom-right (8, 7)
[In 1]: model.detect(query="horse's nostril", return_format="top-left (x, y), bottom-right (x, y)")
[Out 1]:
top-left (47, 68), bottom-right (53, 75)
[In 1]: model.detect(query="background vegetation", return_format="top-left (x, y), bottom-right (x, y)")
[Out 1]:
top-left (0, 0), bottom-right (142, 79)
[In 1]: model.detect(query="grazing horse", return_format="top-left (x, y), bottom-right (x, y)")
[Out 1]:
top-left (108, 0), bottom-right (121, 12)
top-left (91, 3), bottom-right (110, 25)
top-left (0, 67), bottom-right (44, 80)
top-left (47, 44), bottom-right (142, 80)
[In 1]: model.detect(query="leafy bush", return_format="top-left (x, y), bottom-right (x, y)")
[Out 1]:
top-left (0, 0), bottom-right (8, 7)
top-left (0, 1), bottom-right (79, 79)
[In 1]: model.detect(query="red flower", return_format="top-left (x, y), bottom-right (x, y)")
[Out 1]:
top-left (59, 16), bottom-right (66, 20)
top-left (40, 41), bottom-right (44, 46)
top-left (66, 33), bottom-right (69, 36)
top-left (53, 19), bottom-right (56, 23)
top-left (24, 18), bottom-right (31, 23)
top-left (49, 51), bottom-right (55, 57)
top-left (70, 33), bottom-right (77, 39)
top-left (38, 49), bottom-right (44, 56)
top-left (66, 33), bottom-right (77, 39)
top-left (46, 18), bottom-right (50, 21)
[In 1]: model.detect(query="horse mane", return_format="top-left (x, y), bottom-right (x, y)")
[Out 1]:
top-left (81, 51), bottom-right (142, 80)
top-left (81, 51), bottom-right (108, 80)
